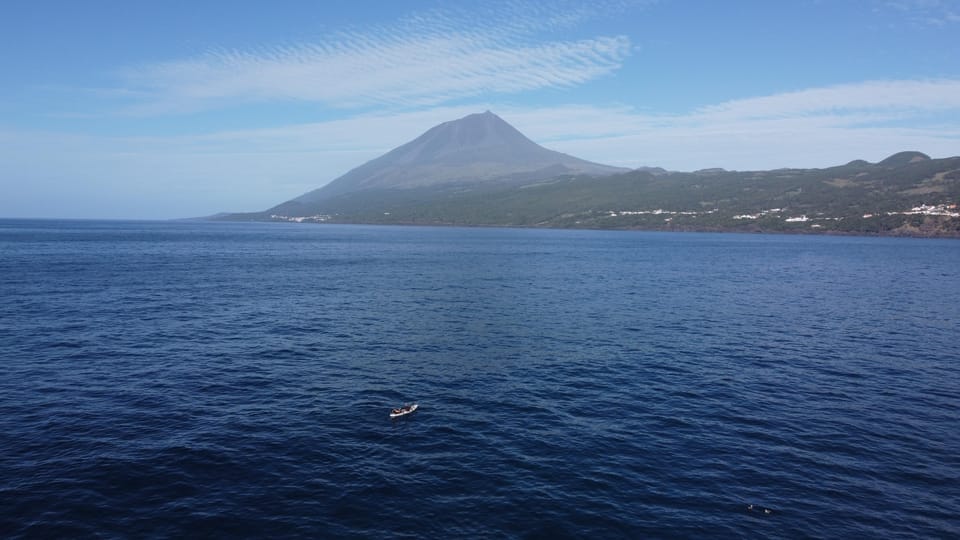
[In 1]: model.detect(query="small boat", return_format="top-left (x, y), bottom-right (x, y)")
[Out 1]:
top-left (390, 403), bottom-right (418, 418)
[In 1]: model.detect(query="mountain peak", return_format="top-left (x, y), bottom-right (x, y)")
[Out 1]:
top-left (878, 151), bottom-right (931, 167)
top-left (281, 112), bottom-right (626, 206)
top-left (409, 111), bottom-right (538, 160)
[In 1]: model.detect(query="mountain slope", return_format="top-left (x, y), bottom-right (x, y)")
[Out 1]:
top-left (264, 111), bottom-right (627, 215)
top-left (243, 152), bottom-right (960, 237)
top-left (215, 111), bottom-right (959, 236)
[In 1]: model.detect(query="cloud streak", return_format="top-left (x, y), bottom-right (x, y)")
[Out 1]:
top-left (693, 79), bottom-right (960, 122)
top-left (4, 78), bottom-right (958, 218)
top-left (885, 0), bottom-right (960, 26)
top-left (516, 79), bottom-right (960, 169)
top-left (115, 3), bottom-right (632, 114)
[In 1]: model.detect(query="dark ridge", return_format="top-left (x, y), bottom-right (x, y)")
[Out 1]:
top-left (878, 151), bottom-right (931, 167)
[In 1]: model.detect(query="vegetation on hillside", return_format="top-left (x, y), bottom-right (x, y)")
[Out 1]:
top-left (226, 153), bottom-right (960, 237)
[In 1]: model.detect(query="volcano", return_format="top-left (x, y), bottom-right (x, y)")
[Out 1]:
top-left (263, 111), bottom-right (627, 216)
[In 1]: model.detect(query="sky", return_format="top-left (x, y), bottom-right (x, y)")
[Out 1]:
top-left (1, 0), bottom-right (959, 219)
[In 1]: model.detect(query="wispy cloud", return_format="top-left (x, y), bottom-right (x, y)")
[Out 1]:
top-left (884, 0), bottom-right (960, 26)
top-left (311, 79), bottom-right (954, 171)
top-left (5, 78), bottom-right (958, 218)
top-left (113, 2), bottom-right (634, 115)
top-left (691, 79), bottom-right (960, 122)
top-left (515, 79), bottom-right (960, 168)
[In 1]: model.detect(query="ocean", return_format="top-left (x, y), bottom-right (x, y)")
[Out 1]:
top-left (1, 219), bottom-right (958, 538)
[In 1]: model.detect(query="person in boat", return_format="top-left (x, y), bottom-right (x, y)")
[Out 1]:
top-left (392, 408), bottom-right (403, 415)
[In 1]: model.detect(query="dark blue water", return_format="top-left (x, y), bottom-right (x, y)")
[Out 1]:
top-left (1, 220), bottom-right (958, 539)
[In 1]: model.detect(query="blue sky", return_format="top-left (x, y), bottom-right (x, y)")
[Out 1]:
top-left (2, 0), bottom-right (959, 219)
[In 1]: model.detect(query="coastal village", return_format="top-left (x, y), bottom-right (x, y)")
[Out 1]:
top-left (604, 202), bottom-right (959, 228)
top-left (271, 202), bottom-right (959, 230)
top-left (270, 213), bottom-right (334, 223)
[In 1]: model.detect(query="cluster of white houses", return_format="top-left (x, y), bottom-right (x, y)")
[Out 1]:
top-left (269, 203), bottom-right (958, 225)
top-left (863, 203), bottom-right (959, 219)
top-left (611, 203), bottom-right (959, 224)
top-left (607, 209), bottom-right (718, 217)
top-left (732, 208), bottom-right (785, 220)
top-left (270, 214), bottom-right (333, 223)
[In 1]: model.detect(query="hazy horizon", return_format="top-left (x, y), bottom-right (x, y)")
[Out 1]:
top-left (2, 1), bottom-right (959, 219)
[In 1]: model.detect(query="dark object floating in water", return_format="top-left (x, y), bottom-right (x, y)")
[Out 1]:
top-left (747, 503), bottom-right (774, 515)
top-left (390, 403), bottom-right (418, 418)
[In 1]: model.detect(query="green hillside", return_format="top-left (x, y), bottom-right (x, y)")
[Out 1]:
top-left (226, 153), bottom-right (960, 237)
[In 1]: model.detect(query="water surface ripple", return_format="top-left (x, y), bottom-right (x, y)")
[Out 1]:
top-left (1, 220), bottom-right (958, 538)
